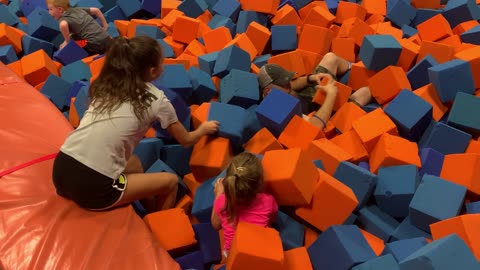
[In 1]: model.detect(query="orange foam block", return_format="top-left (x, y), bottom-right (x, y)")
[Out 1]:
top-left (161, 0), bottom-right (181, 18)
top-left (440, 153), bottom-right (480, 196)
top-left (313, 81), bottom-right (353, 111)
top-left (162, 9), bottom-right (184, 31)
top-left (298, 24), bottom-right (334, 56)
top-left (6, 60), bottom-right (23, 78)
top-left (175, 194), bottom-right (193, 215)
top-left (268, 50), bottom-right (306, 77)
top-left (245, 21), bottom-right (271, 57)
top-left (372, 22), bottom-right (403, 41)
top-left (299, 1), bottom-right (329, 21)
top-left (367, 65), bottom-right (411, 104)
top-left (189, 136), bottom-right (232, 183)
top-left (270, 4), bottom-right (302, 27)
top-left (397, 38), bottom-right (420, 72)
top-left (331, 37), bottom-right (356, 63)
top-left (430, 214), bottom-right (480, 261)
top-left (182, 173), bottom-right (200, 197)
top-left (330, 129), bottom-right (369, 163)
top-left (439, 35), bottom-right (462, 51)
top-left (172, 16), bottom-right (200, 44)
top-left (0, 23), bottom-right (22, 53)
top-left (304, 226), bottom-right (320, 248)
top-left (69, 97), bottom-right (80, 128)
top-left (352, 108), bottom-right (399, 153)
top-left (143, 208), bottom-right (197, 252)
top-left (224, 33), bottom-right (257, 61)
top-left (191, 102), bottom-right (210, 129)
top-left (411, 0), bottom-right (441, 8)
top-left (262, 148), bottom-right (318, 206)
top-left (302, 6), bottom-right (336, 28)
top-left (243, 127), bottom-right (284, 155)
top-left (369, 133), bottom-right (421, 174)
top-left (335, 1), bottom-right (367, 24)
top-left (417, 14), bottom-right (453, 42)
top-left (296, 169), bottom-right (358, 231)
top-left (202, 26), bottom-right (232, 53)
top-left (413, 83), bottom-right (448, 121)
top-left (452, 20), bottom-right (479, 36)
top-left (361, 0), bottom-right (387, 16)
top-left (330, 101), bottom-right (367, 133)
top-left (227, 222), bottom-right (284, 270)
top-left (338, 17), bottom-right (375, 47)
top-left (237, 0), bottom-right (280, 15)
top-left (347, 61), bottom-right (377, 91)
top-left (278, 115), bottom-right (325, 151)
top-left (417, 40), bottom-right (455, 64)
top-left (466, 139), bottom-right (480, 154)
top-left (298, 49), bottom-right (323, 74)
top-left (455, 46), bottom-right (480, 90)
top-left (305, 138), bottom-right (353, 175)
top-left (20, 49), bottom-right (59, 86)
top-left (283, 247), bottom-right (313, 270)
top-left (183, 39), bottom-right (207, 57)
top-left (113, 20), bottom-right (129, 37)
top-left (359, 229), bottom-right (385, 256)
top-left (144, 127), bottom-right (156, 138)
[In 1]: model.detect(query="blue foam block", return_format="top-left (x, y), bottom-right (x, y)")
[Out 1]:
top-left (390, 216), bottom-right (432, 241)
top-left (133, 138), bottom-right (164, 171)
top-left (0, 45), bottom-right (17, 64)
top-left (53, 40), bottom-right (89, 65)
top-left (212, 45), bottom-right (251, 77)
top-left (418, 148), bottom-right (444, 178)
top-left (242, 104), bottom-right (263, 145)
top-left (177, 0), bottom-right (208, 18)
top-left (192, 223), bottom-right (222, 264)
top-left (157, 38), bottom-right (175, 58)
top-left (27, 7), bottom-right (60, 41)
top-left (273, 211), bottom-right (305, 251)
top-left (160, 144), bottom-right (193, 176)
top-left (212, 0), bottom-right (241, 22)
top-left (188, 67), bottom-right (217, 104)
top-left (418, 121), bottom-right (472, 155)
top-left (447, 92), bottom-right (480, 137)
top-left (412, 8), bottom-right (442, 26)
top-left (76, 0), bottom-right (103, 10)
top-left (208, 102), bottom-right (249, 151)
top-left (407, 54), bottom-right (438, 90)
top-left (271, 25), bottom-right (298, 53)
top-left (175, 250), bottom-right (204, 270)
top-left (98, 0), bottom-right (117, 11)
top-left (154, 64), bottom-right (193, 101)
top-left (204, 0), bottom-right (218, 13)
top-left (409, 174), bottom-right (467, 232)
top-left (381, 237), bottom-right (428, 262)
top-left (141, 0), bottom-right (161, 16)
top-left (60, 60), bottom-right (92, 84)
top-left (357, 205), bottom-right (400, 241)
top-left (313, 159), bottom-right (325, 170)
top-left (401, 24), bottom-right (417, 38)
top-left (292, 0), bottom-right (311, 9)
top-left (358, 34), bottom-right (403, 71)
top-left (280, 0), bottom-right (299, 11)
top-left (219, 69), bottom-right (259, 109)
top-left (192, 177), bottom-right (216, 223)
top-left (428, 59), bottom-right (475, 103)
top-left (344, 213), bottom-right (357, 225)
top-left (20, 0), bottom-right (47, 16)
top-left (104, 5), bottom-right (128, 23)
top-left (352, 254), bottom-right (400, 270)
top-left (236, 10), bottom-right (268, 34)
top-left (73, 85), bottom-right (89, 119)
top-left (208, 14), bottom-right (236, 39)
top-left (255, 89), bottom-right (302, 137)
top-left (386, 0), bottom-right (416, 27)
top-left (21, 34), bottom-right (54, 58)
top-left (460, 24), bottom-right (480, 45)
top-left (384, 89), bottom-right (433, 141)
top-left (116, 0), bottom-right (143, 18)
top-left (65, 80), bottom-right (89, 108)
top-left (131, 200), bottom-right (148, 217)
top-left (135, 25), bottom-right (166, 39)
top-left (399, 234), bottom-right (480, 269)
top-left (333, 161), bottom-right (377, 210)
top-left (442, 0), bottom-right (480, 29)
top-left (465, 201), bottom-right (480, 214)
top-left (40, 75), bottom-right (73, 110)
top-left (307, 225), bottom-right (377, 270)
top-left (324, 0), bottom-right (339, 13)
top-left (374, 165), bottom-right (420, 219)
top-left (198, 51), bottom-right (219, 75)
top-left (358, 161), bottom-right (370, 171)
top-left (253, 54), bottom-right (271, 68)
top-left (0, 3), bottom-right (20, 26)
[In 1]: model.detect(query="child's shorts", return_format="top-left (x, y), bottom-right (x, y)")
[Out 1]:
top-left (52, 151), bottom-right (127, 210)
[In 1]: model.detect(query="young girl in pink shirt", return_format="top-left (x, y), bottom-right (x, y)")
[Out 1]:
top-left (211, 152), bottom-right (278, 258)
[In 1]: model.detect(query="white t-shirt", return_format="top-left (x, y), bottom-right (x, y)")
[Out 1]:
top-left (61, 83), bottom-right (178, 179)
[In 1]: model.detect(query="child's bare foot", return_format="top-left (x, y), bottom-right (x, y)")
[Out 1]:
top-left (350, 86), bottom-right (372, 107)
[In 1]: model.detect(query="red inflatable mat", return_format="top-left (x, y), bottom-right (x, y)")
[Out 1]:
top-left (0, 63), bottom-right (180, 270)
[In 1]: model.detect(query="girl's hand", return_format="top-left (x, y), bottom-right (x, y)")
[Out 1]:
top-left (214, 177), bottom-right (224, 198)
top-left (315, 73), bottom-right (338, 96)
top-left (199, 120), bottom-right (219, 135)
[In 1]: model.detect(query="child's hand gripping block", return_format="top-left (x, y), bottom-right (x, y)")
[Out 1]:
top-left (189, 136), bottom-right (232, 183)
top-left (278, 115), bottom-right (325, 151)
top-left (357, 205), bottom-right (400, 241)
top-left (243, 127), bottom-right (284, 155)
top-left (440, 153), bottom-right (480, 196)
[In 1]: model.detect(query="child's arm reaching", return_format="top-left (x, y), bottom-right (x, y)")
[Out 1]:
top-left (89, 7), bottom-right (108, 30)
top-left (167, 120), bottom-right (219, 148)
top-left (58, 20), bottom-right (70, 49)
top-left (211, 178), bottom-right (224, 230)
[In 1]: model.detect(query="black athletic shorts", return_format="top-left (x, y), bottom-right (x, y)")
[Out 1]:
top-left (52, 151), bottom-right (127, 210)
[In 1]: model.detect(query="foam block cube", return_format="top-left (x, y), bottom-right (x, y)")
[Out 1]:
top-left (0, 45), bottom-right (17, 64)
top-left (212, 0), bottom-right (241, 22)
top-left (0, 3), bottom-right (20, 26)
top-left (177, 0), bottom-right (208, 18)
top-left (305, 138), bottom-right (353, 176)
top-left (20, 48), bottom-right (59, 86)
top-left (26, 7), bottom-right (60, 41)
top-left (144, 208), bottom-right (197, 252)
top-left (271, 25), bottom-right (297, 53)
top-left (446, 92), bottom-right (480, 137)
top-left (409, 174), bottom-right (467, 232)
top-left (116, 0), bottom-right (142, 18)
top-left (40, 74), bottom-right (73, 110)
top-left (330, 129), bottom-right (369, 163)
top-left (413, 83), bottom-right (448, 121)
top-left (461, 25), bottom-right (480, 45)
top-left (175, 250), bottom-right (204, 270)
top-left (187, 67), bottom-right (217, 104)
top-left (193, 223), bottom-right (222, 263)
top-left (352, 254), bottom-right (399, 270)
top-left (307, 225), bottom-right (377, 270)
top-left (278, 116), bottom-right (324, 151)
top-left (442, 0), bottom-right (480, 29)
top-left (401, 24), bottom-right (417, 38)
top-left (227, 222), bottom-right (284, 270)
top-left (198, 51), bottom-right (219, 75)
top-left (64, 80), bottom-right (88, 109)
top-left (53, 40), bottom-right (89, 66)
top-left (255, 89), bottom-right (302, 137)
top-left (73, 85), bottom-right (89, 119)
top-left (359, 229), bottom-right (385, 256)
top-left (427, 59), bottom-right (475, 103)
top-left (440, 153), bottom-right (480, 196)
top-left (154, 64), bottom-right (192, 101)
top-left (375, 165), bottom-right (420, 219)
top-left (145, 160), bottom-right (187, 202)
top-left (243, 128), bottom-right (284, 155)
top-left (357, 205), bottom-right (400, 241)
top-left (105, 6), bottom-right (128, 23)
top-left (273, 211), bottom-right (305, 251)
top-left (135, 25), bottom-right (166, 39)
top-left (352, 108), bottom-right (399, 152)
top-left (191, 176), bottom-right (217, 222)
top-left (399, 234), bottom-right (480, 269)
top-left (242, 105), bottom-right (264, 145)
top-left (358, 34), bottom-right (402, 71)
top-left (385, 0), bottom-right (416, 27)
top-left (283, 247), bottom-right (313, 270)
top-left (208, 14), bottom-right (236, 38)
top-left (412, 8), bottom-right (442, 26)
top-left (407, 55), bottom-right (438, 90)
top-left (212, 45), bottom-right (251, 77)
top-left (384, 89), bottom-right (433, 141)
top-left (21, 34), bottom-right (54, 57)
top-left (418, 121), bottom-right (472, 155)
top-left (208, 102), bottom-right (248, 151)
top-left (236, 10), bottom-right (268, 34)
top-left (296, 169), bottom-right (359, 231)
top-left (219, 69), bottom-right (259, 108)
top-left (160, 144), bottom-right (193, 176)
top-left (382, 237), bottom-right (428, 262)
top-left (132, 138), bottom-right (164, 171)
top-left (189, 136), bottom-right (232, 183)
top-left (60, 60), bottom-right (92, 83)
top-left (390, 216), bottom-right (432, 241)
top-left (333, 161), bottom-right (377, 210)
top-left (367, 66), bottom-right (412, 105)
top-left (262, 148), bottom-right (318, 206)
top-left (465, 202), bottom-right (480, 214)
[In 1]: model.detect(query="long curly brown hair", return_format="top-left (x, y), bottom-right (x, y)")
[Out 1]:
top-left (88, 36), bottom-right (163, 120)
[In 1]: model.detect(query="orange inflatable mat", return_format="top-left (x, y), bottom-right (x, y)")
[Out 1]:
top-left (0, 63), bottom-right (180, 270)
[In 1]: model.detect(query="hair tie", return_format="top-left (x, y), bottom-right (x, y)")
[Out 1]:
top-left (233, 173), bottom-right (240, 180)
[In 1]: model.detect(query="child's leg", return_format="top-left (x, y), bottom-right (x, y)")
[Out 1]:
top-left (349, 86), bottom-right (372, 107)
top-left (317, 52), bottom-right (351, 78)
top-left (124, 154), bottom-right (144, 174)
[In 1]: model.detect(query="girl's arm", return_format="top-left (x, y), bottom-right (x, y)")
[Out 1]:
top-left (166, 120), bottom-right (219, 148)
top-left (211, 178), bottom-right (225, 230)
top-left (89, 7), bottom-right (108, 30)
top-left (211, 210), bottom-right (222, 230)
top-left (58, 20), bottom-right (70, 49)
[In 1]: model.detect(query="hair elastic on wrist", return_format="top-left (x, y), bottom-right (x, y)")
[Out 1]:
top-left (312, 114), bottom-right (326, 128)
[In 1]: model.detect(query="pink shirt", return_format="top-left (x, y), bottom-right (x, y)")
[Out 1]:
top-left (213, 192), bottom-right (278, 252)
